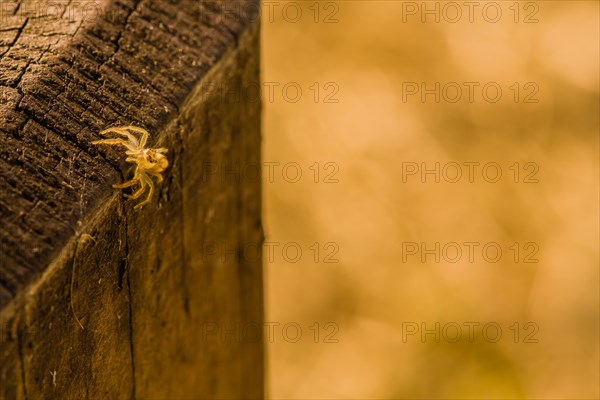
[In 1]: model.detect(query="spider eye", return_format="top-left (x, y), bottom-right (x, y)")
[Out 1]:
top-left (145, 150), bottom-right (157, 163)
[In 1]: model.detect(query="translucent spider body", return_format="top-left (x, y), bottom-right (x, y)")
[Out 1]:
top-left (92, 126), bottom-right (168, 209)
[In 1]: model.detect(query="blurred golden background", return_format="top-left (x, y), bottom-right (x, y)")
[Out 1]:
top-left (261, 1), bottom-right (599, 398)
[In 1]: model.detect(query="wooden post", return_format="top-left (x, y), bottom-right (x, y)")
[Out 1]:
top-left (0, 1), bottom-right (263, 398)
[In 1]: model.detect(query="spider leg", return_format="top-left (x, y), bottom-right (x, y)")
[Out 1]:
top-left (120, 126), bottom-right (150, 147)
top-left (92, 138), bottom-right (138, 153)
top-left (147, 170), bottom-right (164, 183)
top-left (120, 126), bottom-right (149, 134)
top-left (125, 177), bottom-right (147, 200)
top-left (134, 175), bottom-right (154, 209)
top-left (100, 128), bottom-right (139, 147)
top-left (92, 138), bottom-right (128, 147)
top-left (125, 150), bottom-right (144, 158)
top-left (113, 178), bottom-right (139, 189)
top-left (154, 148), bottom-right (168, 154)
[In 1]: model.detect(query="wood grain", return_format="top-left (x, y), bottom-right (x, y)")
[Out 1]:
top-left (1, 0), bottom-right (263, 398)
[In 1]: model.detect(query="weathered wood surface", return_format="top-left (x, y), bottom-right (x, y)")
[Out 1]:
top-left (0, 0), bottom-right (263, 398)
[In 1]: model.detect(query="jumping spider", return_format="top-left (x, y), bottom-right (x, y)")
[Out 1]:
top-left (92, 126), bottom-right (168, 209)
